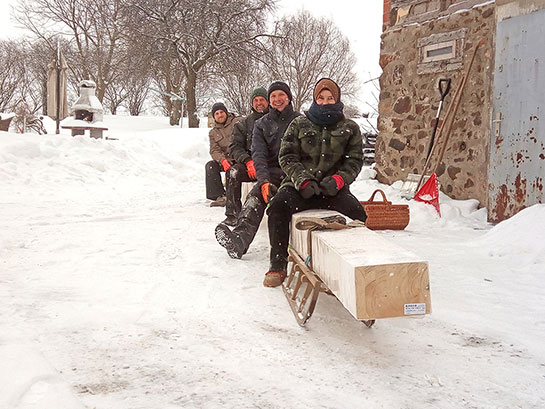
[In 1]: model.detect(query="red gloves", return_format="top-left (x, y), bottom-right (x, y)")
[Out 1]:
top-left (261, 182), bottom-right (278, 203)
top-left (246, 160), bottom-right (257, 179)
top-left (221, 159), bottom-right (231, 172)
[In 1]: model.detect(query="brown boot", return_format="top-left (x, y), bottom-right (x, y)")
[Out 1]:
top-left (263, 270), bottom-right (286, 287)
top-left (210, 196), bottom-right (226, 207)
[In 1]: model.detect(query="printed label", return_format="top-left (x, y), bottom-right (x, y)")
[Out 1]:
top-left (404, 303), bottom-right (426, 315)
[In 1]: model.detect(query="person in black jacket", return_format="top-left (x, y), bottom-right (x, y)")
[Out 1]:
top-left (222, 87), bottom-right (269, 226)
top-left (215, 81), bottom-right (300, 259)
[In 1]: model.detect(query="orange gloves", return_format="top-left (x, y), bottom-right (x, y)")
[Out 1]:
top-left (221, 159), bottom-right (231, 172)
top-left (246, 160), bottom-right (257, 179)
top-left (261, 182), bottom-right (278, 203)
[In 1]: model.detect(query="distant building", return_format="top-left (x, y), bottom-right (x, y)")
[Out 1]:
top-left (377, 0), bottom-right (544, 222)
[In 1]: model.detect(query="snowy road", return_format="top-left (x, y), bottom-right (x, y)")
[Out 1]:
top-left (1, 118), bottom-right (544, 408)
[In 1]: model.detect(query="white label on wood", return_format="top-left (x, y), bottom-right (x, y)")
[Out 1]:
top-left (404, 303), bottom-right (426, 315)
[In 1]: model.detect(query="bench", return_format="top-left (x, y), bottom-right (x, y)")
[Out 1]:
top-left (61, 124), bottom-right (108, 139)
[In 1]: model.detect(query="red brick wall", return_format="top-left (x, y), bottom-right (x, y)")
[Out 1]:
top-left (383, 0), bottom-right (391, 31)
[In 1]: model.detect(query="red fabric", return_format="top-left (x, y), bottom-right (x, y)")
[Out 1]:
top-left (300, 180), bottom-right (311, 189)
top-left (332, 174), bottom-right (344, 190)
top-left (261, 182), bottom-right (271, 203)
top-left (246, 160), bottom-right (256, 179)
top-left (413, 173), bottom-right (441, 216)
top-left (221, 159), bottom-right (231, 172)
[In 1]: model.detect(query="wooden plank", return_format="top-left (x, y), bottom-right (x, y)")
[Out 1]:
top-left (290, 209), bottom-right (431, 320)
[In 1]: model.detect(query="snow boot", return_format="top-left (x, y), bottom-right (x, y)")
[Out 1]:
top-left (222, 215), bottom-right (238, 227)
top-left (210, 196), bottom-right (227, 207)
top-left (263, 270), bottom-right (287, 287)
top-left (215, 223), bottom-right (245, 259)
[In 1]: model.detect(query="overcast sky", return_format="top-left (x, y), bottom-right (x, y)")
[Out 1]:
top-left (0, 0), bottom-right (383, 105)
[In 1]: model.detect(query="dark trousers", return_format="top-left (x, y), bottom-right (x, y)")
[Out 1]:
top-left (231, 168), bottom-right (285, 254)
top-left (225, 163), bottom-right (255, 218)
top-left (205, 160), bottom-right (225, 200)
top-left (266, 186), bottom-right (367, 271)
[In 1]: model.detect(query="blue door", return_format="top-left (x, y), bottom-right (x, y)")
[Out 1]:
top-left (488, 8), bottom-right (545, 222)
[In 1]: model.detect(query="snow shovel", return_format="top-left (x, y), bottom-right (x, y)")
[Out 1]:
top-left (400, 78), bottom-right (451, 199)
top-left (414, 38), bottom-right (486, 215)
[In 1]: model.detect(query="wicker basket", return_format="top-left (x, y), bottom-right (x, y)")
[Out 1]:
top-left (360, 189), bottom-right (410, 230)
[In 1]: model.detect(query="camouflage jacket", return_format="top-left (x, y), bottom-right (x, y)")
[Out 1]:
top-left (279, 115), bottom-right (363, 190)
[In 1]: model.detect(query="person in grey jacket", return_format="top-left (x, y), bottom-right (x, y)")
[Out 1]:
top-left (221, 87), bottom-right (269, 226)
top-left (215, 82), bottom-right (300, 259)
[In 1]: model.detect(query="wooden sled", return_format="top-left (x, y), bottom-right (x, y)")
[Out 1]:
top-left (282, 210), bottom-right (431, 327)
top-left (282, 247), bottom-right (375, 327)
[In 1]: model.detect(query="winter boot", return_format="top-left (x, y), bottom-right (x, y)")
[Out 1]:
top-left (210, 196), bottom-right (227, 207)
top-left (215, 223), bottom-right (245, 259)
top-left (222, 215), bottom-right (238, 227)
top-left (263, 270), bottom-right (287, 287)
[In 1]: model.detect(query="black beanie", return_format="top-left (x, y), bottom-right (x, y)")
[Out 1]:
top-left (211, 102), bottom-right (228, 117)
top-left (267, 81), bottom-right (292, 102)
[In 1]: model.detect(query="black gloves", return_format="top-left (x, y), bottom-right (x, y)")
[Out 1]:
top-left (319, 175), bottom-right (344, 196)
top-left (299, 181), bottom-right (320, 199)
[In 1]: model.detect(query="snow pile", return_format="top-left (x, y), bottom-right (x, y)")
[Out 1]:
top-left (0, 117), bottom-right (210, 200)
top-left (474, 204), bottom-right (545, 263)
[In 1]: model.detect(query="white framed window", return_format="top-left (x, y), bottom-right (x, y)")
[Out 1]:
top-left (417, 29), bottom-right (466, 74)
top-left (422, 40), bottom-right (456, 62)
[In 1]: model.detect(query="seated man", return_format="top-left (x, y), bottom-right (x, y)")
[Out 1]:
top-left (205, 102), bottom-right (239, 207)
top-left (222, 87), bottom-right (269, 226)
top-left (264, 78), bottom-right (367, 287)
top-left (215, 82), bottom-right (300, 258)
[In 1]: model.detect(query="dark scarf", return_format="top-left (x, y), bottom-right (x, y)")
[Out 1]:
top-left (305, 101), bottom-right (344, 126)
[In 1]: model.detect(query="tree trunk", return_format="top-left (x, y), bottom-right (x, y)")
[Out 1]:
top-left (170, 99), bottom-right (181, 125)
top-left (185, 69), bottom-right (199, 128)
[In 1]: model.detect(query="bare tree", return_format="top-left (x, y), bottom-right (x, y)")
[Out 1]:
top-left (14, 0), bottom-right (131, 102)
top-left (266, 11), bottom-right (359, 112)
top-left (0, 40), bottom-right (26, 112)
top-left (129, 0), bottom-right (276, 127)
top-left (212, 49), bottom-right (271, 115)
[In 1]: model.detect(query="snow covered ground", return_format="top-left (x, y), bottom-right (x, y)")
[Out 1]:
top-left (1, 116), bottom-right (544, 409)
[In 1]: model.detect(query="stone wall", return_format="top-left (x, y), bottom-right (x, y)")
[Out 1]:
top-left (377, 1), bottom-right (495, 207)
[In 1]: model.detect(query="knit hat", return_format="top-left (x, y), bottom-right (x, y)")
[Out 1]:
top-left (250, 87), bottom-right (267, 103)
top-left (211, 102), bottom-right (228, 117)
top-left (313, 78), bottom-right (341, 103)
top-left (267, 81), bottom-right (293, 102)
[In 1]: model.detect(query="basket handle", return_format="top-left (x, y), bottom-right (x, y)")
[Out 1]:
top-left (367, 189), bottom-right (391, 204)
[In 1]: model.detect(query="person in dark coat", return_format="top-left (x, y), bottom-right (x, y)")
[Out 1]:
top-left (206, 102), bottom-right (240, 207)
top-left (221, 87), bottom-right (269, 226)
top-left (264, 78), bottom-right (367, 287)
top-left (215, 82), bottom-right (300, 259)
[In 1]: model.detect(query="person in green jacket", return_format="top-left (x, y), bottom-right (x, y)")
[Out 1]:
top-left (263, 78), bottom-right (367, 287)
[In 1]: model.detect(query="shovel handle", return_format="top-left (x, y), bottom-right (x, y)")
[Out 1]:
top-left (438, 78), bottom-right (451, 100)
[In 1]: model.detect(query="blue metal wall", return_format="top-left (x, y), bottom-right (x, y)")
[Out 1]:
top-left (489, 8), bottom-right (545, 222)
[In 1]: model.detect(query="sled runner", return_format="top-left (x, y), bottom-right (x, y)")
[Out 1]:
top-left (283, 210), bottom-right (431, 327)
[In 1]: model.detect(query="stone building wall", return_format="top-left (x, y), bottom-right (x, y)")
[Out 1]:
top-left (376, 0), bottom-right (495, 207)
